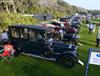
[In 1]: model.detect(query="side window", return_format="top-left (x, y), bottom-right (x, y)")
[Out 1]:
top-left (37, 33), bottom-right (43, 40)
top-left (20, 28), bottom-right (28, 39)
top-left (11, 28), bottom-right (20, 38)
top-left (29, 29), bottom-right (36, 41)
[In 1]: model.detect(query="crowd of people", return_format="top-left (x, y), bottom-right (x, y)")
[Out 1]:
top-left (84, 14), bottom-right (100, 47)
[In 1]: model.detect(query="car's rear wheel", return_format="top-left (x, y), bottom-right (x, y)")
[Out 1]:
top-left (13, 47), bottom-right (21, 56)
top-left (57, 54), bottom-right (78, 68)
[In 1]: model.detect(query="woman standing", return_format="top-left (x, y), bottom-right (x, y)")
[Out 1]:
top-left (96, 28), bottom-right (100, 47)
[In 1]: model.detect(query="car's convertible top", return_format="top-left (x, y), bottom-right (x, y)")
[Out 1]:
top-left (9, 24), bottom-right (53, 32)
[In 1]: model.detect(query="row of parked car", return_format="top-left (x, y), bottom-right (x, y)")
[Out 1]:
top-left (8, 16), bottom-right (81, 68)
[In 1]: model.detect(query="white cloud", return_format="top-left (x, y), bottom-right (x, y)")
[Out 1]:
top-left (63, 0), bottom-right (100, 10)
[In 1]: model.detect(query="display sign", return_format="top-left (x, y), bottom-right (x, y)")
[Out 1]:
top-left (84, 48), bottom-right (100, 76)
top-left (89, 51), bottom-right (100, 65)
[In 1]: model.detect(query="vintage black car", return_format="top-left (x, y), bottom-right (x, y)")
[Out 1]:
top-left (8, 25), bottom-right (79, 68)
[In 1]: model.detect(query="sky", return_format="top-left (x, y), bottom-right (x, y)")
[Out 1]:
top-left (63, 0), bottom-right (100, 10)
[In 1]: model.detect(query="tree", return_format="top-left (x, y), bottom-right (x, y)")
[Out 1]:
top-left (0, 0), bottom-right (17, 13)
top-left (11, 0), bottom-right (17, 13)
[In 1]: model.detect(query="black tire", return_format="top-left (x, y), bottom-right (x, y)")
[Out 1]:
top-left (13, 47), bottom-right (21, 56)
top-left (14, 45), bottom-right (24, 56)
top-left (42, 48), bottom-right (53, 58)
top-left (57, 54), bottom-right (78, 68)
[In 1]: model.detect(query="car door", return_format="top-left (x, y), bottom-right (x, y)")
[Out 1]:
top-left (23, 29), bottom-right (43, 55)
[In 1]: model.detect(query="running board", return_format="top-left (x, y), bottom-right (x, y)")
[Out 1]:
top-left (21, 53), bottom-right (56, 61)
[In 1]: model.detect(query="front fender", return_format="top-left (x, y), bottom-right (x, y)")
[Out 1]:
top-left (62, 51), bottom-right (78, 58)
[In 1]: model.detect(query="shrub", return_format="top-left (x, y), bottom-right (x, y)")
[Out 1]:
top-left (0, 13), bottom-right (38, 29)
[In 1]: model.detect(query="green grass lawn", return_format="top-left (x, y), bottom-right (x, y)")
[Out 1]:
top-left (0, 22), bottom-right (100, 76)
top-left (91, 18), bottom-right (100, 24)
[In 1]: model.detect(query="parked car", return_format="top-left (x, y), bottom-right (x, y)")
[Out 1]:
top-left (59, 17), bottom-right (71, 22)
top-left (51, 20), bottom-right (79, 33)
top-left (8, 25), bottom-right (79, 68)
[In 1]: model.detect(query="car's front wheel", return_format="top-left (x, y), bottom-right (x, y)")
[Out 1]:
top-left (57, 54), bottom-right (78, 68)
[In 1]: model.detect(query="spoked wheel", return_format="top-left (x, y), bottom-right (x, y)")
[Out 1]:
top-left (57, 54), bottom-right (78, 68)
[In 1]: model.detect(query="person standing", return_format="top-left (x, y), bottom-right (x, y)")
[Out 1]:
top-left (86, 14), bottom-right (91, 24)
top-left (89, 23), bottom-right (93, 34)
top-left (59, 28), bottom-right (64, 40)
top-left (1, 30), bottom-right (8, 44)
top-left (93, 23), bottom-right (96, 33)
top-left (96, 28), bottom-right (100, 47)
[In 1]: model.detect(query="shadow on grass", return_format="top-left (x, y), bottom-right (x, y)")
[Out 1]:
top-left (80, 32), bottom-right (89, 35)
top-left (80, 41), bottom-right (95, 47)
top-left (21, 54), bottom-right (73, 70)
top-left (80, 37), bottom-right (96, 43)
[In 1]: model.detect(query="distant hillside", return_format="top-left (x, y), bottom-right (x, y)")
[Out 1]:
top-left (0, 0), bottom-right (88, 17)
